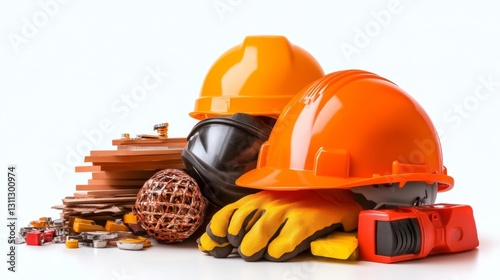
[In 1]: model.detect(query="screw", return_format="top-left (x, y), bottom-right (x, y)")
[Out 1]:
top-left (153, 123), bottom-right (169, 138)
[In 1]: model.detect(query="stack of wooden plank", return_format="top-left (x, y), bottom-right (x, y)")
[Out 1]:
top-left (52, 137), bottom-right (187, 222)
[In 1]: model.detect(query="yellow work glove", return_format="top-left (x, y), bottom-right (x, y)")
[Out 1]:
top-left (197, 189), bottom-right (362, 262)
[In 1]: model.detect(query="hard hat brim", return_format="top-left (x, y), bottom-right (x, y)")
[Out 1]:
top-left (189, 96), bottom-right (293, 120)
top-left (236, 167), bottom-right (454, 192)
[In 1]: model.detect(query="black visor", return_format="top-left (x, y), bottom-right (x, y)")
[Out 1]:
top-left (182, 113), bottom-right (275, 207)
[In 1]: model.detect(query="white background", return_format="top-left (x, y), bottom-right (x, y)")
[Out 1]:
top-left (1, 0), bottom-right (499, 279)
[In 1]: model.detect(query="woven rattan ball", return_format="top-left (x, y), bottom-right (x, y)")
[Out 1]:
top-left (133, 169), bottom-right (207, 243)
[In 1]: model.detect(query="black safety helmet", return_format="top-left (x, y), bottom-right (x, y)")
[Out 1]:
top-left (182, 113), bottom-right (275, 208)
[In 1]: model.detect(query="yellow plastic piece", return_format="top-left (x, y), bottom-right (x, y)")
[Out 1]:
top-left (31, 221), bottom-right (45, 228)
top-left (116, 237), bottom-right (151, 250)
top-left (73, 218), bottom-right (94, 224)
top-left (31, 217), bottom-right (49, 228)
top-left (65, 239), bottom-right (79, 249)
top-left (137, 236), bottom-right (152, 248)
top-left (119, 238), bottom-right (144, 243)
top-left (73, 218), bottom-right (105, 233)
top-left (123, 213), bottom-right (137, 224)
top-left (117, 236), bottom-right (151, 247)
top-left (310, 232), bottom-right (359, 260)
top-left (105, 220), bottom-right (129, 232)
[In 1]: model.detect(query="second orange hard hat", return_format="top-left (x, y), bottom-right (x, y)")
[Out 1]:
top-left (189, 35), bottom-right (325, 120)
top-left (236, 70), bottom-right (454, 192)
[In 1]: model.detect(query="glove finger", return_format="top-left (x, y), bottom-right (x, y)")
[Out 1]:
top-left (197, 233), bottom-right (234, 258)
top-left (265, 222), bottom-right (342, 262)
top-left (227, 208), bottom-right (263, 247)
top-left (238, 210), bottom-right (287, 262)
top-left (205, 204), bottom-right (239, 243)
top-left (197, 237), bottom-right (209, 253)
top-left (227, 192), bottom-right (288, 241)
top-left (205, 191), bottom-right (267, 242)
top-left (198, 232), bottom-right (227, 251)
top-left (206, 222), bottom-right (230, 244)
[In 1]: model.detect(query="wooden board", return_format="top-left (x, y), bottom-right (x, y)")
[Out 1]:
top-left (75, 165), bottom-right (101, 172)
top-left (91, 171), bottom-right (157, 180)
top-left (87, 179), bottom-right (147, 186)
top-left (89, 149), bottom-right (183, 156)
top-left (76, 163), bottom-right (184, 172)
top-left (95, 159), bottom-right (182, 166)
top-left (85, 155), bottom-right (181, 164)
top-left (76, 184), bottom-right (143, 191)
top-left (95, 162), bottom-right (184, 171)
top-left (112, 137), bottom-right (187, 147)
top-left (73, 190), bottom-right (140, 197)
top-left (63, 197), bottom-right (137, 205)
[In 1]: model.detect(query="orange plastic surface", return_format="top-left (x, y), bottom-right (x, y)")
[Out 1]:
top-left (73, 218), bottom-right (106, 233)
top-left (236, 70), bottom-right (453, 192)
top-left (190, 35), bottom-right (324, 120)
top-left (105, 220), bottom-right (129, 232)
top-left (123, 213), bottom-right (137, 224)
top-left (65, 239), bottom-right (79, 249)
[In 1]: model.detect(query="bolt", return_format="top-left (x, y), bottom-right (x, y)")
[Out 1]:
top-left (153, 123), bottom-right (168, 137)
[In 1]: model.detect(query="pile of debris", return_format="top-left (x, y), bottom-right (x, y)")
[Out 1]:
top-left (52, 123), bottom-right (187, 223)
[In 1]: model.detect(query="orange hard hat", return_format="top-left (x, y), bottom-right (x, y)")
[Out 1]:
top-left (236, 70), bottom-right (454, 192)
top-left (189, 35), bottom-right (325, 120)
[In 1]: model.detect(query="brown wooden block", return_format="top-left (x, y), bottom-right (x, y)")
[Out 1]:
top-left (89, 149), bottom-right (183, 157)
top-left (84, 154), bottom-right (181, 163)
top-left (75, 165), bottom-right (101, 172)
top-left (87, 179), bottom-right (146, 186)
top-left (95, 161), bottom-right (184, 171)
top-left (63, 197), bottom-right (137, 205)
top-left (95, 159), bottom-right (182, 166)
top-left (76, 184), bottom-right (142, 191)
top-left (73, 189), bottom-right (140, 197)
top-left (112, 137), bottom-right (187, 147)
top-left (91, 171), bottom-right (157, 180)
